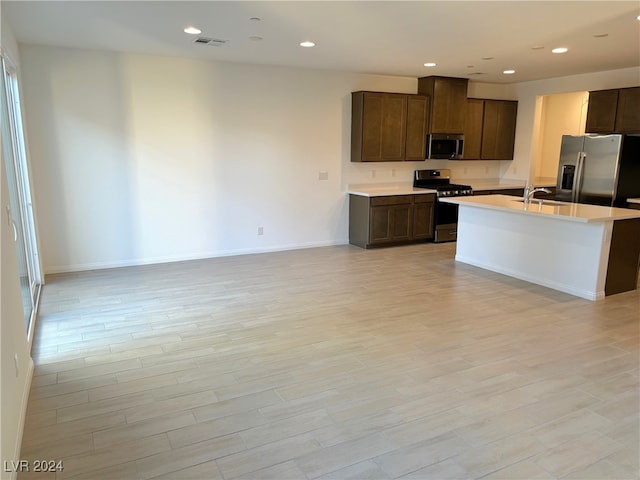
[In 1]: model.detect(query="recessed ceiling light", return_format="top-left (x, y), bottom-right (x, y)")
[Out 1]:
top-left (250, 17), bottom-right (261, 22)
top-left (249, 36), bottom-right (263, 41)
top-left (466, 65), bottom-right (475, 68)
top-left (184, 26), bottom-right (202, 35)
top-left (300, 41), bottom-right (315, 48)
top-left (593, 33), bottom-right (609, 38)
top-left (531, 46), bottom-right (545, 50)
top-left (481, 57), bottom-right (494, 61)
top-left (552, 47), bottom-right (569, 54)
top-left (637, 15), bottom-right (640, 20)
top-left (503, 70), bottom-right (516, 75)
top-left (424, 62), bottom-right (437, 67)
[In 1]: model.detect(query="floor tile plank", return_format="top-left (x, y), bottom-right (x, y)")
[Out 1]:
top-left (18, 244), bottom-right (639, 480)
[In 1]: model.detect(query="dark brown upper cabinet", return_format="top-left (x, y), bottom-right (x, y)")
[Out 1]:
top-left (417, 76), bottom-right (468, 134)
top-left (351, 91), bottom-right (429, 162)
top-left (482, 100), bottom-right (518, 160)
top-left (615, 87), bottom-right (640, 133)
top-left (463, 99), bottom-right (518, 160)
top-left (463, 99), bottom-right (485, 159)
top-left (405, 95), bottom-right (430, 161)
top-left (585, 89), bottom-right (619, 133)
top-left (585, 87), bottom-right (640, 134)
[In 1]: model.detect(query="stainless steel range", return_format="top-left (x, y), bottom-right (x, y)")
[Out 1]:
top-left (413, 169), bottom-right (473, 243)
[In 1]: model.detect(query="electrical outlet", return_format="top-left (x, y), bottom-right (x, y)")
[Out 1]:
top-left (370, 169), bottom-right (376, 179)
top-left (257, 227), bottom-right (264, 236)
top-left (391, 169), bottom-right (396, 177)
top-left (318, 171), bottom-right (329, 181)
top-left (463, 167), bottom-right (468, 174)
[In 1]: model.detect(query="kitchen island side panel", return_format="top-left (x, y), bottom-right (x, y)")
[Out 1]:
top-left (454, 206), bottom-right (612, 300)
top-left (605, 218), bottom-right (640, 295)
top-left (348, 194), bottom-right (371, 248)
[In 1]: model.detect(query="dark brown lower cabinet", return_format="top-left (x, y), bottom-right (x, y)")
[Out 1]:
top-left (370, 203), bottom-right (412, 243)
top-left (474, 187), bottom-right (555, 198)
top-left (349, 194), bottom-right (435, 248)
top-left (413, 195), bottom-right (436, 240)
top-left (473, 188), bottom-right (525, 197)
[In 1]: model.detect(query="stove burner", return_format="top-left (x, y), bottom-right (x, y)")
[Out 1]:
top-left (413, 170), bottom-right (473, 197)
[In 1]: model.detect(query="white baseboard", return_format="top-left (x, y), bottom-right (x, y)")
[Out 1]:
top-left (9, 357), bottom-right (34, 480)
top-left (455, 254), bottom-right (604, 301)
top-left (44, 239), bottom-right (350, 274)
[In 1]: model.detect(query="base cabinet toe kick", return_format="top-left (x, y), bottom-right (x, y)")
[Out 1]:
top-left (442, 195), bottom-right (640, 301)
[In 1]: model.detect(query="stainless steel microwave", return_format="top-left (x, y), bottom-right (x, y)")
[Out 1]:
top-left (426, 134), bottom-right (464, 160)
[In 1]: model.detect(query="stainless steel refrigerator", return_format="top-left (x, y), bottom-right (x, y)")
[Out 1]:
top-left (556, 134), bottom-right (640, 207)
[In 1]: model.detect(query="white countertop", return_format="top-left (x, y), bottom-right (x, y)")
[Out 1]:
top-left (441, 194), bottom-right (640, 223)
top-left (628, 198), bottom-right (640, 205)
top-left (347, 183), bottom-right (436, 197)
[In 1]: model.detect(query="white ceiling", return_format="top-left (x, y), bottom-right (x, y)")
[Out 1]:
top-left (3, 1), bottom-right (640, 84)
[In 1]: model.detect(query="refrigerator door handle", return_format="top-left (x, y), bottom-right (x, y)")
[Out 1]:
top-left (571, 152), bottom-right (581, 202)
top-left (574, 152), bottom-right (586, 203)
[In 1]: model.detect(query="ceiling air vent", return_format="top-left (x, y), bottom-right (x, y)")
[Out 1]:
top-left (193, 37), bottom-right (229, 47)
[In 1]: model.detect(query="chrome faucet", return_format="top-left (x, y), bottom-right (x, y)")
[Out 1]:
top-left (523, 186), bottom-right (551, 205)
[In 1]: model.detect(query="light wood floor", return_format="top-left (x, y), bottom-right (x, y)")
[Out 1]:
top-left (20, 243), bottom-right (639, 479)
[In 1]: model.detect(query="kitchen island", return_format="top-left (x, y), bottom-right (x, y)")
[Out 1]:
top-left (441, 195), bottom-right (640, 300)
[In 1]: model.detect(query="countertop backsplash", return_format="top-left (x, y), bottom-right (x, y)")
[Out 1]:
top-left (343, 159), bottom-right (522, 188)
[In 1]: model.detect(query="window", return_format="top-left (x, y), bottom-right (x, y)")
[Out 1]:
top-left (1, 54), bottom-right (41, 336)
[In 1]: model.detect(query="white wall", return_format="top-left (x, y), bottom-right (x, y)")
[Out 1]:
top-left (0, 14), bottom-right (34, 480)
top-left (21, 46), bottom-right (427, 273)
top-left (18, 44), bottom-right (640, 273)
top-left (535, 91), bottom-right (589, 179)
top-left (21, 46), bottom-right (520, 274)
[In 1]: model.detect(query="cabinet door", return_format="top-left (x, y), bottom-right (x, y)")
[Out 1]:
top-left (361, 93), bottom-right (407, 162)
top-left (494, 101), bottom-right (517, 159)
top-left (405, 95), bottom-right (429, 160)
top-left (585, 89), bottom-right (618, 133)
top-left (430, 77), bottom-right (468, 134)
top-left (412, 196), bottom-right (435, 240)
top-left (370, 196), bottom-right (413, 244)
top-left (615, 87), bottom-right (640, 133)
top-left (370, 206), bottom-right (392, 243)
top-left (389, 205), bottom-right (412, 241)
top-left (370, 204), bottom-right (412, 244)
top-left (360, 93), bottom-right (384, 161)
top-left (481, 100), bottom-right (517, 160)
top-left (463, 99), bottom-right (484, 159)
top-left (380, 94), bottom-right (408, 161)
